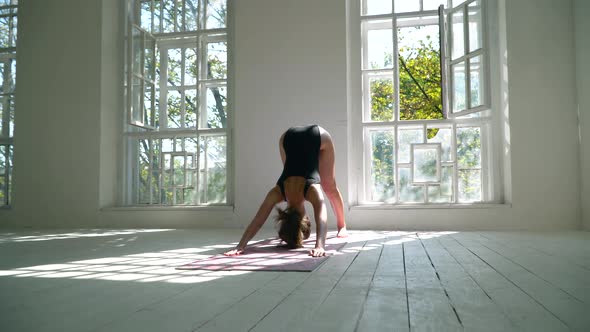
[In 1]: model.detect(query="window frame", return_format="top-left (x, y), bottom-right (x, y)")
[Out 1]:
top-left (352, 0), bottom-right (498, 206)
top-left (122, 0), bottom-right (231, 207)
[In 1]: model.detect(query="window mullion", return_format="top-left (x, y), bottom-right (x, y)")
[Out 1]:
top-left (463, 5), bottom-right (471, 112)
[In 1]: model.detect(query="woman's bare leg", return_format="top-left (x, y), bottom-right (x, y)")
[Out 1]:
top-left (318, 128), bottom-right (348, 237)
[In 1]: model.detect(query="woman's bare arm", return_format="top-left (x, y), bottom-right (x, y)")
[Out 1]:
top-left (224, 186), bottom-right (283, 256)
top-left (306, 185), bottom-right (327, 257)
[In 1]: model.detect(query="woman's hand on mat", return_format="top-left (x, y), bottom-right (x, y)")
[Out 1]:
top-left (309, 247), bottom-right (326, 257)
top-left (223, 248), bottom-right (244, 256)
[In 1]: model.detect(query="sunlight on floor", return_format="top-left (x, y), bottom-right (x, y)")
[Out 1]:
top-left (0, 229), bottom-right (175, 243)
top-left (0, 231), bottom-right (456, 284)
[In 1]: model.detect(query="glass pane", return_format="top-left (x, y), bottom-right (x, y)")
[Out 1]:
top-left (413, 145), bottom-right (440, 183)
top-left (184, 89), bottom-right (197, 128)
top-left (131, 78), bottom-right (141, 122)
top-left (185, 48), bottom-right (198, 85)
top-left (451, 10), bottom-right (464, 60)
top-left (162, 0), bottom-right (176, 33)
top-left (399, 167), bottom-right (424, 203)
top-left (206, 0), bottom-right (227, 29)
top-left (0, 97), bottom-right (4, 136)
top-left (363, 0), bottom-right (391, 15)
top-left (0, 16), bottom-right (10, 48)
top-left (423, 0), bottom-right (447, 10)
top-left (369, 129), bottom-right (395, 202)
top-left (205, 135), bottom-right (227, 203)
top-left (153, 0), bottom-right (162, 33)
top-left (167, 48), bottom-right (182, 86)
top-left (8, 96), bottom-right (13, 137)
top-left (458, 169), bottom-right (481, 202)
top-left (398, 24), bottom-right (443, 120)
top-left (457, 126), bottom-right (481, 168)
top-left (427, 127), bottom-right (452, 162)
top-left (452, 0), bottom-right (467, 7)
top-left (469, 55), bottom-right (484, 108)
top-left (428, 166), bottom-right (453, 202)
top-left (143, 84), bottom-right (155, 126)
top-left (394, 0), bottom-right (420, 13)
top-left (138, 139), bottom-right (151, 204)
top-left (144, 37), bottom-right (156, 81)
top-left (451, 61), bottom-right (466, 112)
top-left (468, 0), bottom-right (482, 52)
top-left (140, 0), bottom-right (152, 31)
top-left (366, 74), bottom-right (394, 122)
top-left (207, 42), bottom-right (227, 79)
top-left (364, 21), bottom-right (393, 70)
top-left (398, 127), bottom-right (423, 163)
top-left (185, 0), bottom-right (199, 31)
top-left (205, 86), bottom-right (227, 128)
top-left (132, 27), bottom-right (142, 75)
top-left (167, 90), bottom-right (181, 128)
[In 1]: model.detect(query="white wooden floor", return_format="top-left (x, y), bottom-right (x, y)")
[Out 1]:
top-left (0, 228), bottom-right (588, 332)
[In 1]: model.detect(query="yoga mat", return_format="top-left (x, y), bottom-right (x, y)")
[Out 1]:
top-left (176, 237), bottom-right (347, 272)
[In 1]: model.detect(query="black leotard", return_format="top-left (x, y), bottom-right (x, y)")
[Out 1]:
top-left (276, 125), bottom-right (321, 200)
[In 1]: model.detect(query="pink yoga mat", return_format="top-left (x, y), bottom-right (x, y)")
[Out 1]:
top-left (176, 237), bottom-right (347, 272)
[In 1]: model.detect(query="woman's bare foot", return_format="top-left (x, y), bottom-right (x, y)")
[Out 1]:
top-left (337, 226), bottom-right (348, 238)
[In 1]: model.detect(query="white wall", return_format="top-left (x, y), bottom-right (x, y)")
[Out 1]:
top-left (574, 0), bottom-right (590, 230)
top-left (0, 0), bottom-right (582, 230)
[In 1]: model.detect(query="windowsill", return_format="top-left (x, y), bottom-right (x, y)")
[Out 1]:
top-left (350, 203), bottom-right (511, 210)
top-left (101, 205), bottom-right (234, 212)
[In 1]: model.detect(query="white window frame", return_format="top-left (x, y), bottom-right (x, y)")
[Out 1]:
top-left (123, 0), bottom-right (231, 206)
top-left (351, 0), bottom-right (499, 206)
top-left (0, 0), bottom-right (17, 208)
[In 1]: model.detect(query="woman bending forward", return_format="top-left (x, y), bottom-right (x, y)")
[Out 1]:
top-left (224, 124), bottom-right (348, 257)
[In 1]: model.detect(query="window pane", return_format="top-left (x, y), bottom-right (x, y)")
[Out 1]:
top-left (469, 55), bottom-right (484, 107)
top-left (457, 126), bottom-right (481, 168)
top-left (206, 0), bottom-right (227, 29)
top-left (369, 129), bottom-right (395, 202)
top-left (184, 89), bottom-right (197, 128)
top-left (412, 145), bottom-right (440, 183)
top-left (398, 24), bottom-right (443, 120)
top-left (399, 167), bottom-right (423, 203)
top-left (428, 166), bottom-right (453, 202)
top-left (162, 0), bottom-right (177, 33)
top-left (204, 135), bottom-right (227, 203)
top-left (185, 0), bottom-right (199, 31)
top-left (458, 169), bottom-right (481, 202)
top-left (427, 127), bottom-right (452, 162)
top-left (205, 86), bottom-right (227, 128)
top-left (185, 48), bottom-right (198, 85)
top-left (451, 10), bottom-right (464, 60)
top-left (423, 0), bottom-right (447, 11)
top-left (394, 0), bottom-right (420, 13)
top-left (452, 0), bottom-right (467, 7)
top-left (144, 37), bottom-right (156, 81)
top-left (140, 0), bottom-right (152, 31)
top-left (468, 0), bottom-right (482, 52)
top-left (167, 90), bottom-right (181, 128)
top-left (364, 20), bottom-right (393, 70)
top-left (131, 78), bottom-right (142, 122)
top-left (398, 127), bottom-right (423, 163)
top-left (366, 73), bottom-right (394, 122)
top-left (153, 0), bottom-right (162, 33)
top-left (451, 61), bottom-right (466, 112)
top-left (132, 28), bottom-right (142, 75)
top-left (167, 48), bottom-right (182, 86)
top-left (363, 0), bottom-right (392, 15)
top-left (207, 42), bottom-right (227, 79)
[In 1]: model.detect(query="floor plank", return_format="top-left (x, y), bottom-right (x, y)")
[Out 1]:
top-left (440, 234), bottom-right (569, 331)
top-left (417, 232), bottom-right (515, 331)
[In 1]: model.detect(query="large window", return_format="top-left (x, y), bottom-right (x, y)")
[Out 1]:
top-left (356, 0), bottom-right (497, 204)
top-left (0, 0), bottom-right (17, 207)
top-left (124, 0), bottom-right (229, 206)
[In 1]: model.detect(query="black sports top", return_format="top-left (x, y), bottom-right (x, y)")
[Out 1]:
top-left (276, 125), bottom-right (321, 200)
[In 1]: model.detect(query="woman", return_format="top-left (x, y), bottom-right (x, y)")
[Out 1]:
top-left (224, 124), bottom-right (348, 257)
